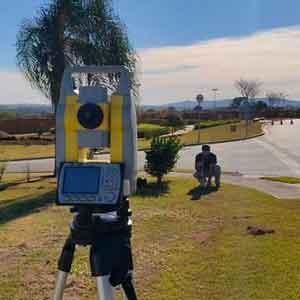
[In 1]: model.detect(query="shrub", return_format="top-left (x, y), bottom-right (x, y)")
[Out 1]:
top-left (163, 112), bottom-right (185, 133)
top-left (145, 137), bottom-right (182, 184)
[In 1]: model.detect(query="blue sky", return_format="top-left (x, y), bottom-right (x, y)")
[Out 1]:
top-left (114, 0), bottom-right (300, 48)
top-left (1, 0), bottom-right (300, 104)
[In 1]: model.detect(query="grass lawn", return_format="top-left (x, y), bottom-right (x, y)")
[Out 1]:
top-left (180, 121), bottom-right (263, 145)
top-left (138, 123), bottom-right (165, 130)
top-left (0, 140), bottom-right (147, 161)
top-left (261, 176), bottom-right (300, 184)
top-left (137, 121), bottom-right (263, 151)
top-left (1, 176), bottom-right (300, 299)
top-left (0, 144), bottom-right (55, 161)
top-left (138, 123), bottom-right (170, 141)
top-left (195, 119), bottom-right (240, 129)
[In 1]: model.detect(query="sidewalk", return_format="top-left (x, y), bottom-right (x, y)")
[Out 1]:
top-left (170, 172), bottom-right (300, 199)
top-left (222, 175), bottom-right (300, 199)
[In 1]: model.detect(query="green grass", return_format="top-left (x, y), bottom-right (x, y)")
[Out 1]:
top-left (138, 123), bottom-right (170, 140)
top-left (139, 121), bottom-right (263, 150)
top-left (138, 123), bottom-right (165, 130)
top-left (1, 176), bottom-right (300, 299)
top-left (180, 121), bottom-right (263, 145)
top-left (195, 119), bottom-right (240, 129)
top-left (0, 144), bottom-right (55, 161)
top-left (261, 176), bottom-right (300, 184)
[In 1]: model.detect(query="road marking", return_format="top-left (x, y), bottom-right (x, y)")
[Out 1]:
top-left (255, 138), bottom-right (300, 176)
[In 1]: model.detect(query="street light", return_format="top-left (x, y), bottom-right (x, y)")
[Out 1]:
top-left (212, 88), bottom-right (219, 107)
top-left (212, 88), bottom-right (219, 119)
top-left (196, 94), bottom-right (204, 144)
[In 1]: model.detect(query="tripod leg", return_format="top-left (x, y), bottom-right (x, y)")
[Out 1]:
top-left (91, 245), bottom-right (116, 300)
top-left (53, 236), bottom-right (76, 300)
top-left (96, 276), bottom-right (116, 300)
top-left (121, 271), bottom-right (137, 300)
top-left (53, 271), bottom-right (68, 300)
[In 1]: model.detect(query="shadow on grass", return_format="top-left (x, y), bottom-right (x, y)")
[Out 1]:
top-left (188, 185), bottom-right (218, 201)
top-left (136, 181), bottom-right (170, 198)
top-left (0, 190), bottom-right (55, 225)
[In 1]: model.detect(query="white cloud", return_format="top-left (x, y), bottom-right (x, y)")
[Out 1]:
top-left (0, 71), bottom-right (49, 105)
top-left (139, 26), bottom-right (300, 104)
top-left (2, 26), bottom-right (300, 105)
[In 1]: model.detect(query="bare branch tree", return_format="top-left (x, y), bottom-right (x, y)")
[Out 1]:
top-left (234, 78), bottom-right (263, 100)
top-left (266, 92), bottom-right (286, 108)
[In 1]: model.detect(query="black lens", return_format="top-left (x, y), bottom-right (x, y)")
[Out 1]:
top-left (77, 103), bottom-right (104, 129)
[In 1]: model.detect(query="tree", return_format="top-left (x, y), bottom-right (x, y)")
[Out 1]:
top-left (266, 92), bottom-right (285, 108)
top-left (145, 137), bottom-right (182, 184)
top-left (234, 78), bottom-right (262, 100)
top-left (16, 0), bottom-right (137, 110)
top-left (231, 97), bottom-right (247, 108)
top-left (255, 101), bottom-right (268, 112)
top-left (165, 112), bottom-right (185, 134)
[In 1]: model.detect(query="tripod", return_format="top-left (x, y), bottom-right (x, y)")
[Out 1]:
top-left (53, 199), bottom-right (137, 300)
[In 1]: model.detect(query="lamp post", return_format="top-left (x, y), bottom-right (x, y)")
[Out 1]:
top-left (196, 94), bottom-right (204, 144)
top-left (212, 88), bottom-right (219, 119)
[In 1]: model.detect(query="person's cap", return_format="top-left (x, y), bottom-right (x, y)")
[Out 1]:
top-left (202, 144), bottom-right (210, 151)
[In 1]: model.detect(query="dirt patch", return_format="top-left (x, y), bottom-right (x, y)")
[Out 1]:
top-left (0, 242), bottom-right (32, 272)
top-left (247, 225), bottom-right (275, 236)
top-left (233, 215), bottom-right (254, 220)
top-left (188, 231), bottom-right (211, 244)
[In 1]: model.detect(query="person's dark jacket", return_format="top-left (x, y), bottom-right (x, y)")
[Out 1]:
top-left (195, 152), bottom-right (217, 173)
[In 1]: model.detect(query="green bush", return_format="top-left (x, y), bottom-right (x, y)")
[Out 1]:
top-left (145, 137), bottom-right (182, 184)
top-left (138, 124), bottom-right (170, 139)
top-left (163, 112), bottom-right (185, 132)
top-left (194, 119), bottom-right (240, 130)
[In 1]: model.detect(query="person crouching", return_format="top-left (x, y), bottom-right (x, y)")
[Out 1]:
top-left (194, 145), bottom-right (221, 189)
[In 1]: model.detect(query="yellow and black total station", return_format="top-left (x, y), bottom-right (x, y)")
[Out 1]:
top-left (53, 66), bottom-right (138, 300)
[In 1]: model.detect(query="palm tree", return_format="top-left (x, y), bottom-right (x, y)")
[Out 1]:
top-left (16, 0), bottom-right (137, 111)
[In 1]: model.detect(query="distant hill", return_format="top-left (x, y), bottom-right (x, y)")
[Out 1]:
top-left (142, 98), bottom-right (300, 110)
top-left (162, 99), bottom-right (233, 110)
top-left (0, 104), bottom-right (53, 115)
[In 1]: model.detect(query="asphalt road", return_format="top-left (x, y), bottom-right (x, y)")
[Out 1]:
top-left (6, 119), bottom-right (300, 177)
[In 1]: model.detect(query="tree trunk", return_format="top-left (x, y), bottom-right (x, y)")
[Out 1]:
top-left (157, 176), bottom-right (163, 185)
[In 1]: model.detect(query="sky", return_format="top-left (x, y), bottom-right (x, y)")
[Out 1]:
top-left (1, 0), bottom-right (300, 105)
